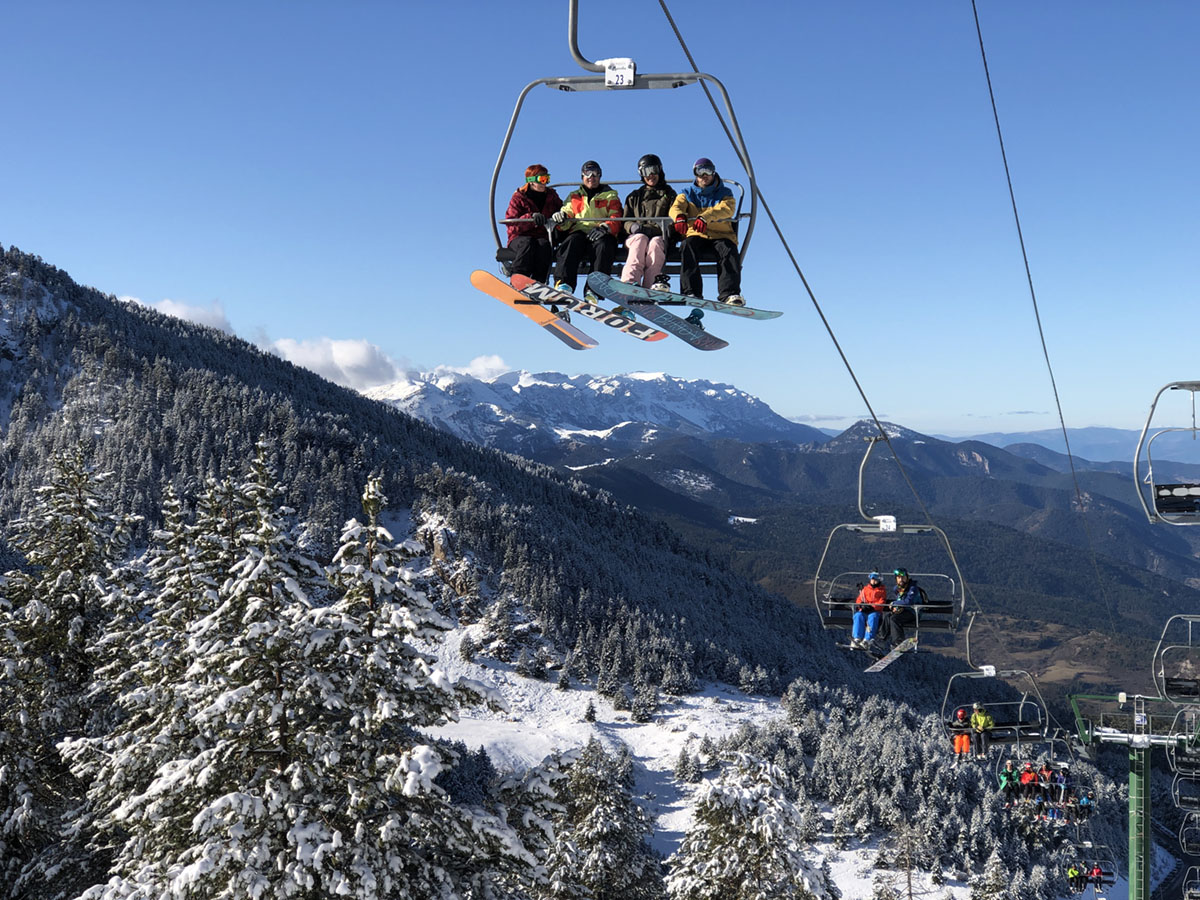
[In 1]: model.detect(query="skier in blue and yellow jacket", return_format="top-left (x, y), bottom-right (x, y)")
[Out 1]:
top-left (669, 157), bottom-right (744, 306)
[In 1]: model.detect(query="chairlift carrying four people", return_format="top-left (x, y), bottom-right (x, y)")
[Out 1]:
top-left (471, 0), bottom-right (781, 351)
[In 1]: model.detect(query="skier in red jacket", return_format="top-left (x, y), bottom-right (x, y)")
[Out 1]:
top-left (504, 164), bottom-right (563, 284)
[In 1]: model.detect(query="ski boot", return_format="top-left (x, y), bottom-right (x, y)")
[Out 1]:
top-left (722, 294), bottom-right (746, 307)
top-left (549, 305), bottom-right (571, 323)
top-left (685, 309), bottom-right (705, 330)
top-left (650, 276), bottom-right (671, 293)
top-left (610, 305), bottom-right (635, 320)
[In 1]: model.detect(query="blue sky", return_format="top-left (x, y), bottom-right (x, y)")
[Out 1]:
top-left (5, 1), bottom-right (1197, 437)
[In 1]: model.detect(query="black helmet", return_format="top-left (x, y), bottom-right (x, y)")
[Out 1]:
top-left (581, 160), bottom-right (602, 177)
top-left (638, 153), bottom-right (663, 177)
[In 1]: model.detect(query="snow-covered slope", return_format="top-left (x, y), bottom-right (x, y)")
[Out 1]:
top-left (364, 370), bottom-right (828, 455)
top-left (427, 626), bottom-right (1174, 899)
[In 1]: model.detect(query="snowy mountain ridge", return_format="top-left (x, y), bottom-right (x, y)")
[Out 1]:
top-left (364, 369), bottom-right (828, 454)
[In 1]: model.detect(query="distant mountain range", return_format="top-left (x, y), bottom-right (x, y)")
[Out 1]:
top-left (365, 370), bottom-right (828, 457)
top-left (940, 426), bottom-right (1142, 463)
top-left (367, 369), bottom-right (1183, 469)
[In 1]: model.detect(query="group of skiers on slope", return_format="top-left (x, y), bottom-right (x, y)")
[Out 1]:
top-left (996, 758), bottom-right (1095, 825)
top-left (1067, 862), bottom-right (1109, 894)
top-left (849, 568), bottom-right (927, 652)
top-left (504, 155), bottom-right (746, 310)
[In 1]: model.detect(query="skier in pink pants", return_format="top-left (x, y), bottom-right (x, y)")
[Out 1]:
top-left (620, 154), bottom-right (677, 291)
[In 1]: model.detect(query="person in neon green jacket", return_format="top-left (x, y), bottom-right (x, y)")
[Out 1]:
top-left (970, 702), bottom-right (994, 759)
top-left (550, 160), bottom-right (621, 293)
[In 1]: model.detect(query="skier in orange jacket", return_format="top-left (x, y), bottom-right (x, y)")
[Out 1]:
top-left (850, 572), bottom-right (887, 650)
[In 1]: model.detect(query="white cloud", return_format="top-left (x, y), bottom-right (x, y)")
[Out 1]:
top-left (270, 337), bottom-right (403, 391)
top-left (122, 296), bottom-right (234, 333)
top-left (433, 355), bottom-right (511, 380)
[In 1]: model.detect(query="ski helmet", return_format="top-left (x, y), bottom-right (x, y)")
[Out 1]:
top-left (638, 153), bottom-right (663, 177)
top-left (581, 160), bottom-right (602, 177)
top-left (692, 157), bottom-right (715, 175)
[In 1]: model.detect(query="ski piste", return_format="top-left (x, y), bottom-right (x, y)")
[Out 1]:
top-left (470, 270), bottom-right (597, 351)
top-left (863, 636), bottom-right (917, 673)
top-left (509, 275), bottom-right (667, 342)
top-left (585, 272), bottom-right (782, 320)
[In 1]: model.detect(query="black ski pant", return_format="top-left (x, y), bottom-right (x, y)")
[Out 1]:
top-left (508, 236), bottom-right (553, 283)
top-left (554, 230), bottom-right (617, 292)
top-left (882, 607), bottom-right (916, 644)
top-left (679, 236), bottom-right (741, 299)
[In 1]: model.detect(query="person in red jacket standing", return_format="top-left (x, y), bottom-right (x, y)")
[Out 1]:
top-left (504, 164), bottom-right (562, 284)
top-left (851, 572), bottom-right (887, 649)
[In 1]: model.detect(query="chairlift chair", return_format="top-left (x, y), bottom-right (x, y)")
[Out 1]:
top-left (941, 668), bottom-right (1048, 749)
top-left (814, 437), bottom-right (965, 637)
top-left (1133, 381), bottom-right (1200, 524)
top-left (1181, 814), bottom-right (1200, 856)
top-left (1185, 866), bottom-right (1200, 900)
top-left (1167, 706), bottom-right (1200, 773)
top-left (1076, 845), bottom-right (1118, 889)
top-left (489, 1), bottom-right (757, 285)
top-left (1173, 771), bottom-right (1200, 812)
top-left (1152, 615), bottom-right (1200, 705)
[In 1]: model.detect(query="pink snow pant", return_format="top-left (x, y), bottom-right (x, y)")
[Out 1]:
top-left (620, 233), bottom-right (666, 287)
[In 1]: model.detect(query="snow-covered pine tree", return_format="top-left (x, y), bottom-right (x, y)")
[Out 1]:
top-left (75, 464), bottom-right (533, 898)
top-left (631, 679), bottom-right (659, 723)
top-left (542, 738), bottom-right (664, 900)
top-left (970, 848), bottom-right (1011, 900)
top-left (666, 754), bottom-right (832, 900)
top-left (0, 447), bottom-right (138, 900)
top-left (674, 749), bottom-right (702, 784)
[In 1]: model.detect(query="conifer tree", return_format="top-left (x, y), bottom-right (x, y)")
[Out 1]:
top-left (73, 466), bottom-right (534, 897)
top-left (666, 754), bottom-right (832, 900)
top-left (542, 738), bottom-right (664, 900)
top-left (0, 447), bottom-right (137, 899)
top-left (674, 749), bottom-right (702, 784)
top-left (631, 679), bottom-right (660, 723)
top-left (970, 848), bottom-right (1011, 900)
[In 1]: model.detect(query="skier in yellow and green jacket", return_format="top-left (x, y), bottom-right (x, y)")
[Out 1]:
top-left (550, 160), bottom-right (621, 293)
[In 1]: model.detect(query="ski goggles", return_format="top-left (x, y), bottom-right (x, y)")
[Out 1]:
top-left (525, 173), bottom-right (550, 184)
top-left (693, 165), bottom-right (716, 177)
top-left (638, 164), bottom-right (662, 177)
top-left (581, 167), bottom-right (602, 178)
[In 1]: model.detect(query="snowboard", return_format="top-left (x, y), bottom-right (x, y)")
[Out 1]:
top-left (863, 636), bottom-right (917, 673)
top-left (509, 275), bottom-right (667, 342)
top-left (586, 271), bottom-right (783, 320)
top-left (622, 300), bottom-right (729, 351)
top-left (470, 270), bottom-right (597, 350)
